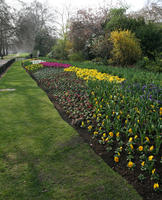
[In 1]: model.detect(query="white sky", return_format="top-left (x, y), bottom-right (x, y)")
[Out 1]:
top-left (6, 0), bottom-right (147, 11)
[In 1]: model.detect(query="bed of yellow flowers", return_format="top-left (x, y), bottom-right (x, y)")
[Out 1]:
top-left (24, 64), bottom-right (44, 72)
top-left (64, 66), bottom-right (125, 83)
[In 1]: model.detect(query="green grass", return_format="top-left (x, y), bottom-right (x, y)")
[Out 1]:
top-left (0, 61), bottom-right (142, 200)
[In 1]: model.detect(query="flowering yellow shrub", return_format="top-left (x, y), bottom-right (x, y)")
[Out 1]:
top-left (64, 66), bottom-right (125, 83)
top-left (110, 30), bottom-right (142, 65)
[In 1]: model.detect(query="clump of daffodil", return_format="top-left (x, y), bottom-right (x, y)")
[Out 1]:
top-left (109, 132), bottom-right (114, 137)
top-left (145, 137), bottom-right (150, 143)
top-left (152, 168), bottom-right (156, 174)
top-left (88, 125), bottom-right (92, 131)
top-left (134, 135), bottom-right (138, 140)
top-left (127, 161), bottom-right (134, 168)
top-left (129, 137), bottom-right (133, 142)
top-left (119, 146), bottom-right (123, 151)
top-left (81, 121), bottom-right (85, 127)
top-left (153, 183), bottom-right (159, 190)
top-left (114, 156), bottom-right (119, 163)
top-left (160, 107), bottom-right (162, 115)
top-left (116, 132), bottom-right (120, 137)
top-left (130, 144), bottom-right (134, 150)
top-left (148, 155), bottom-right (154, 161)
top-left (150, 145), bottom-right (154, 151)
top-left (128, 128), bottom-right (133, 134)
top-left (138, 146), bottom-right (143, 151)
top-left (93, 131), bottom-right (98, 135)
top-left (103, 133), bottom-right (106, 137)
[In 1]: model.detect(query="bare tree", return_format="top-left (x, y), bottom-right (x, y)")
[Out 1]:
top-left (15, 0), bottom-right (56, 52)
top-left (68, 7), bottom-right (108, 54)
top-left (0, 0), bottom-right (15, 56)
top-left (132, 0), bottom-right (162, 22)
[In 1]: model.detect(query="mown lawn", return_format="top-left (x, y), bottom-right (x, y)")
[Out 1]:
top-left (0, 61), bottom-right (142, 200)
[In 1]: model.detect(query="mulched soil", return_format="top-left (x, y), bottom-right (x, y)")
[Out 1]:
top-left (29, 73), bottom-right (162, 200)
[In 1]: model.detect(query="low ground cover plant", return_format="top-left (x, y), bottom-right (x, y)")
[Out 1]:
top-left (23, 59), bottom-right (162, 198)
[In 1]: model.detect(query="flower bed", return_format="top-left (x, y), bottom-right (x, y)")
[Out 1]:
top-left (65, 66), bottom-right (125, 83)
top-left (24, 61), bottom-right (72, 72)
top-left (65, 65), bottom-right (161, 193)
top-left (40, 62), bottom-right (71, 68)
top-left (87, 79), bottom-right (161, 191)
top-left (23, 59), bottom-right (162, 200)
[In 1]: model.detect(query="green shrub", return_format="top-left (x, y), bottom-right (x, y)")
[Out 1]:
top-left (68, 52), bottom-right (84, 61)
top-left (136, 57), bottom-right (150, 68)
top-left (91, 57), bottom-right (104, 65)
top-left (135, 23), bottom-right (162, 59)
top-left (105, 8), bottom-right (145, 32)
top-left (83, 60), bottom-right (94, 65)
top-left (110, 30), bottom-right (142, 65)
top-left (136, 55), bottom-right (162, 72)
top-left (145, 57), bottom-right (162, 72)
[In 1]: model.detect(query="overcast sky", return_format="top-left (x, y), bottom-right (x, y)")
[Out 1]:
top-left (6, 0), bottom-right (147, 11)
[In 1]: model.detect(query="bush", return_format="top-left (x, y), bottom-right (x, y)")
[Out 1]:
top-left (135, 23), bottom-right (162, 59)
top-left (91, 57), bottom-right (104, 65)
top-left (68, 52), bottom-right (84, 61)
top-left (110, 30), bottom-right (142, 65)
top-left (136, 57), bottom-right (150, 68)
top-left (50, 39), bottom-right (68, 60)
top-left (83, 60), bottom-right (94, 65)
top-left (90, 35), bottom-right (112, 60)
top-left (105, 8), bottom-right (145, 32)
top-left (137, 55), bottom-right (162, 72)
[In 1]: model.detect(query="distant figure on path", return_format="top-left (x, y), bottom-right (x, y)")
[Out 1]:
top-left (37, 50), bottom-right (40, 58)
top-left (30, 53), bottom-right (33, 58)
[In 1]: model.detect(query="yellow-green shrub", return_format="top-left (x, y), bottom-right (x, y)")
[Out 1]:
top-left (110, 30), bottom-right (142, 65)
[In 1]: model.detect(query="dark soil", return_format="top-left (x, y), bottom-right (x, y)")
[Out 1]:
top-left (29, 72), bottom-right (162, 200)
